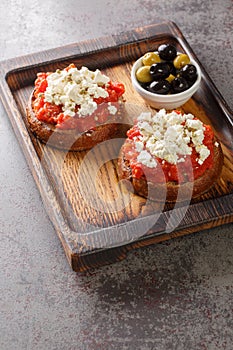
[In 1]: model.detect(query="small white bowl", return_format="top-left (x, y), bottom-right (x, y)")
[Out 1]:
top-left (131, 53), bottom-right (202, 110)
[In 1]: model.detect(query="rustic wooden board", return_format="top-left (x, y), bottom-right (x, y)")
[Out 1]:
top-left (0, 21), bottom-right (232, 272)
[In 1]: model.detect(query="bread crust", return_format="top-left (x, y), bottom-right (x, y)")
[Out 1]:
top-left (118, 140), bottom-right (224, 202)
top-left (26, 91), bottom-right (126, 151)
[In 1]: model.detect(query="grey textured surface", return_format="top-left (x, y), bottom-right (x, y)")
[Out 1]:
top-left (0, 1), bottom-right (232, 349)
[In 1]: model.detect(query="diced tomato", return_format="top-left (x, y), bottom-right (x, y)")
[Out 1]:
top-left (132, 165), bottom-right (144, 179)
top-left (35, 72), bottom-right (47, 84)
top-left (35, 73), bottom-right (49, 93)
top-left (33, 97), bottom-right (45, 112)
top-left (94, 81), bottom-right (124, 104)
top-left (107, 89), bottom-right (118, 102)
top-left (56, 114), bottom-right (70, 129)
top-left (203, 125), bottom-right (214, 145)
top-left (36, 102), bottom-right (63, 124)
top-left (127, 127), bottom-right (141, 139)
top-left (93, 96), bottom-right (105, 105)
top-left (108, 81), bottom-right (125, 97)
top-left (38, 79), bottom-right (48, 93)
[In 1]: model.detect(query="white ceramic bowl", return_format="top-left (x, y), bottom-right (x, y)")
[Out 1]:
top-left (131, 53), bottom-right (202, 109)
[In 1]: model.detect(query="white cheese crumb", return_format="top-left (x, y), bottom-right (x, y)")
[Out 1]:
top-left (196, 145), bottom-right (210, 164)
top-left (107, 103), bottom-right (117, 115)
top-left (137, 150), bottom-right (157, 168)
top-left (138, 112), bottom-right (152, 122)
top-left (135, 141), bottom-right (144, 152)
top-left (93, 69), bottom-right (110, 85)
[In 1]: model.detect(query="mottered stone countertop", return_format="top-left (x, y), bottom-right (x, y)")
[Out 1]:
top-left (0, 1), bottom-right (232, 349)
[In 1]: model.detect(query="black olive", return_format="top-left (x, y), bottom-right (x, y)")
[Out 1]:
top-left (187, 80), bottom-right (195, 88)
top-left (171, 77), bottom-right (189, 93)
top-left (140, 82), bottom-right (150, 90)
top-left (148, 80), bottom-right (171, 94)
top-left (149, 62), bottom-right (170, 80)
top-left (179, 64), bottom-right (197, 82)
top-left (166, 61), bottom-right (177, 76)
top-left (158, 44), bottom-right (177, 61)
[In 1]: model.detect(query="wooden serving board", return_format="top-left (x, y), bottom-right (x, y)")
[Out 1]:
top-left (0, 21), bottom-right (232, 271)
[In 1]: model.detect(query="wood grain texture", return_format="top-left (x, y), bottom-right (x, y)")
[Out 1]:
top-left (0, 21), bottom-right (232, 271)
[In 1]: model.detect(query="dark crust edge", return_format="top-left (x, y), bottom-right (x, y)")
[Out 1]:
top-left (117, 140), bottom-right (224, 202)
top-left (26, 91), bottom-right (127, 151)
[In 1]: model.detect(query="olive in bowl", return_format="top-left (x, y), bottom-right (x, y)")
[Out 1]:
top-left (131, 45), bottom-right (201, 109)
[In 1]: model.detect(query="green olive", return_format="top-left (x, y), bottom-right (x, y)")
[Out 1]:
top-left (142, 52), bottom-right (161, 66)
top-left (173, 54), bottom-right (190, 69)
top-left (166, 74), bottom-right (175, 83)
top-left (136, 66), bottom-right (153, 83)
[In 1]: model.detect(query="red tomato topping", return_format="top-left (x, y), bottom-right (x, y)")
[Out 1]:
top-left (126, 126), bottom-right (141, 139)
top-left (33, 101), bottom-right (63, 125)
top-left (93, 82), bottom-right (125, 104)
top-left (34, 72), bottom-right (49, 97)
top-left (132, 165), bottom-right (144, 179)
top-left (32, 64), bottom-right (125, 131)
top-left (123, 123), bottom-right (215, 184)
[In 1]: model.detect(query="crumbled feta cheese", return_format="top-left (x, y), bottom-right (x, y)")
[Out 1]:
top-left (138, 112), bottom-right (152, 122)
top-left (138, 121), bottom-right (154, 135)
top-left (107, 104), bottom-right (117, 115)
top-left (79, 100), bottom-right (97, 116)
top-left (186, 118), bottom-right (203, 130)
top-left (135, 141), bottom-right (144, 152)
top-left (196, 145), bottom-right (210, 164)
top-left (136, 109), bottom-right (211, 166)
top-left (137, 150), bottom-right (157, 168)
top-left (93, 69), bottom-right (110, 85)
top-left (44, 66), bottom-right (111, 117)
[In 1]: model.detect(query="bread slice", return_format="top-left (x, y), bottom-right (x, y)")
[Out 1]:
top-left (118, 137), bottom-right (223, 202)
top-left (26, 91), bottom-right (126, 151)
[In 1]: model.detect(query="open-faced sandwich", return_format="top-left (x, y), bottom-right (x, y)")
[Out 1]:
top-left (118, 109), bottom-right (223, 202)
top-left (26, 63), bottom-right (125, 151)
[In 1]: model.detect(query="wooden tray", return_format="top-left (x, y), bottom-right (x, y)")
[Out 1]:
top-left (0, 21), bottom-right (232, 272)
